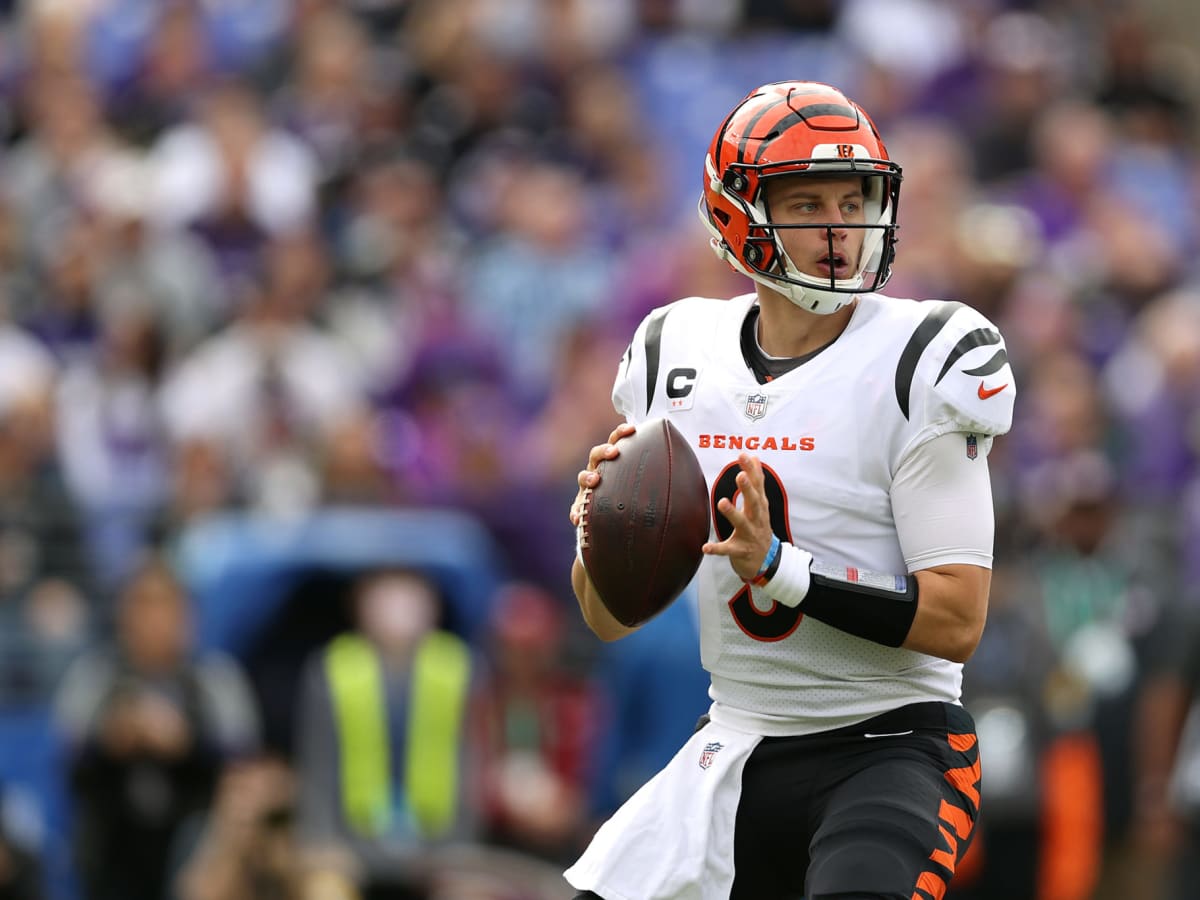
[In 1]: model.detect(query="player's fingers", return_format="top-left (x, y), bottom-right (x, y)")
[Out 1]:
top-left (577, 466), bottom-right (599, 490)
top-left (587, 441), bottom-right (621, 471)
top-left (742, 453), bottom-right (765, 487)
top-left (607, 422), bottom-right (636, 444)
top-left (715, 494), bottom-right (747, 531)
top-left (739, 455), bottom-right (769, 522)
top-left (740, 453), bottom-right (766, 497)
top-left (734, 470), bottom-right (759, 521)
top-left (736, 470), bottom-right (767, 524)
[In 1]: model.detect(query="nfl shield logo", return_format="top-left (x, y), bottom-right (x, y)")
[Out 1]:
top-left (966, 434), bottom-right (978, 460)
top-left (744, 392), bottom-right (768, 421)
top-left (699, 741), bottom-right (724, 769)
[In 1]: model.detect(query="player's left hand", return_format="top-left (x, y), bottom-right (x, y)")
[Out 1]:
top-left (703, 452), bottom-right (777, 582)
top-left (569, 422), bottom-right (636, 527)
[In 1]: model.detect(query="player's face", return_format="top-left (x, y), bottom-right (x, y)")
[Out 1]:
top-left (763, 175), bottom-right (867, 282)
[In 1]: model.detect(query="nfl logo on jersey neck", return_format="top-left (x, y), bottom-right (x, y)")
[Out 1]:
top-left (744, 392), bottom-right (768, 421)
top-left (699, 741), bottom-right (724, 769)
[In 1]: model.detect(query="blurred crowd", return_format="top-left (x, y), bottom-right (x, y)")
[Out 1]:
top-left (0, 0), bottom-right (1199, 898)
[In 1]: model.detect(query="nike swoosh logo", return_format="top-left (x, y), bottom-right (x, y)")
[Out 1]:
top-left (977, 380), bottom-right (1008, 400)
top-left (864, 730), bottom-right (914, 739)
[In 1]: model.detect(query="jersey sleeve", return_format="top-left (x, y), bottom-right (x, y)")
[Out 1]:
top-left (612, 315), bottom-right (649, 424)
top-left (896, 301), bottom-right (1016, 459)
top-left (892, 431), bottom-right (995, 571)
top-left (612, 299), bottom-right (694, 424)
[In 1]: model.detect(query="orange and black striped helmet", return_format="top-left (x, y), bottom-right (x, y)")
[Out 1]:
top-left (699, 81), bottom-right (902, 314)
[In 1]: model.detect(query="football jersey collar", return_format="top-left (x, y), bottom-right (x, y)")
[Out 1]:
top-left (739, 305), bottom-right (839, 385)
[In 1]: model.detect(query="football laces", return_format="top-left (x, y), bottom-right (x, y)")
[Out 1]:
top-left (576, 486), bottom-right (592, 550)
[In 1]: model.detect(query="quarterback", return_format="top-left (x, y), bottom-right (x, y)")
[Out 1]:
top-left (566, 82), bottom-right (1015, 899)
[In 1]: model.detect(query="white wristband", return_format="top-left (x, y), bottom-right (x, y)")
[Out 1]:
top-left (761, 542), bottom-right (813, 608)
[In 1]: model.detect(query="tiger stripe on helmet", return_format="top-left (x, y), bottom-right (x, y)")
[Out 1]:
top-left (727, 85), bottom-right (864, 165)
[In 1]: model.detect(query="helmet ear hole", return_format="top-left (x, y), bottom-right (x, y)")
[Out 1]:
top-left (712, 208), bottom-right (731, 226)
top-left (722, 170), bottom-right (749, 194)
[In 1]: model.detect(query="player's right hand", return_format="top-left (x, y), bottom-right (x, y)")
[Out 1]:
top-left (569, 422), bottom-right (636, 526)
top-left (703, 452), bottom-right (777, 582)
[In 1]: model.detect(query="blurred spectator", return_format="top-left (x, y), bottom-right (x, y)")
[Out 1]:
top-left (967, 11), bottom-right (1076, 187)
top-left (1132, 611), bottom-right (1200, 900)
top-left (0, 315), bottom-right (92, 702)
top-left (837, 0), bottom-right (968, 98)
top-left (84, 150), bottom-right (226, 355)
top-left (0, 826), bottom-right (42, 900)
top-left (1103, 288), bottom-right (1200, 508)
top-left (157, 232), bottom-right (368, 521)
top-left (474, 583), bottom-right (599, 864)
top-left (53, 556), bottom-right (261, 900)
top-left (2, 71), bottom-right (128, 295)
top-left (1094, 12), bottom-right (1195, 156)
top-left (1012, 347), bottom-right (1114, 483)
top-left (1013, 450), bottom-right (1182, 898)
top-left (399, 1), bottom-right (562, 173)
top-left (20, 209), bottom-right (110, 368)
top-left (146, 78), bottom-right (318, 284)
top-left (378, 332), bottom-right (517, 510)
top-left (272, 7), bottom-right (377, 188)
top-left (876, 116), bottom-right (977, 302)
top-left (174, 753), bottom-right (358, 900)
top-left (331, 152), bottom-right (467, 395)
top-left (951, 563), bottom-right (1101, 900)
top-left (294, 569), bottom-right (475, 898)
top-left (55, 290), bottom-right (172, 594)
top-left (461, 158), bottom-right (613, 410)
top-left (102, 2), bottom-right (220, 146)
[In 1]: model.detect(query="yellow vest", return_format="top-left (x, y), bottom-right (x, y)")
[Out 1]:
top-left (324, 631), bottom-right (471, 838)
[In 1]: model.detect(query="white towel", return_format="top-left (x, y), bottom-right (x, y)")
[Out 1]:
top-left (565, 720), bottom-right (761, 900)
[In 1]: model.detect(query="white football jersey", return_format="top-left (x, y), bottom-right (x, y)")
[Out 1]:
top-left (612, 292), bottom-right (1015, 736)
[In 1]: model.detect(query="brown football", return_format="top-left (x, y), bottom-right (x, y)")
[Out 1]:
top-left (579, 418), bottom-right (710, 627)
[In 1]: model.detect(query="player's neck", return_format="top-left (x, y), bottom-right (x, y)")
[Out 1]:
top-left (755, 289), bottom-right (857, 358)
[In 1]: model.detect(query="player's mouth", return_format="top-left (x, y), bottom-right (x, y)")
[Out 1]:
top-left (815, 253), bottom-right (850, 279)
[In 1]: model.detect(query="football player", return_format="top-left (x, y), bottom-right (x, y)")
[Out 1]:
top-left (566, 81), bottom-right (1015, 899)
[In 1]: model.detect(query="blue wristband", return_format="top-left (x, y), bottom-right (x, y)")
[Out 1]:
top-left (751, 535), bottom-right (781, 584)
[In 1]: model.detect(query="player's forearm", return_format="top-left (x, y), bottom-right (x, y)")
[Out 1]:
top-left (904, 564), bottom-right (990, 663)
top-left (751, 546), bottom-right (987, 662)
top-left (572, 557), bottom-right (639, 642)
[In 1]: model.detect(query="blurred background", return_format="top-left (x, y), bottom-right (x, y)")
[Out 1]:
top-left (0, 0), bottom-right (1198, 898)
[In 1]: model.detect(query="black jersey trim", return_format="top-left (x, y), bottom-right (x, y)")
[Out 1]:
top-left (934, 327), bottom-right (1002, 385)
top-left (963, 348), bottom-right (1009, 377)
top-left (739, 306), bottom-right (836, 384)
top-left (894, 301), bottom-right (964, 420)
top-left (643, 306), bottom-right (671, 415)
